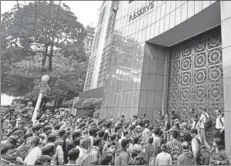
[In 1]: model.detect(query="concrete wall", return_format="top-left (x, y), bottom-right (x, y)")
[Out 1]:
top-left (220, 0), bottom-right (231, 161)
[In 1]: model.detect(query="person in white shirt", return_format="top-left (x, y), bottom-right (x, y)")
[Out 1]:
top-left (24, 137), bottom-right (42, 165)
top-left (215, 109), bottom-right (224, 132)
top-left (196, 108), bottom-right (209, 138)
top-left (155, 144), bottom-right (172, 165)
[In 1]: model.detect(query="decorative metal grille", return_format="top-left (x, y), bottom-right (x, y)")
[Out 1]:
top-left (168, 28), bottom-right (223, 120)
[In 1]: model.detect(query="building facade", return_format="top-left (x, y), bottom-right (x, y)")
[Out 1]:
top-left (84, 25), bottom-right (95, 57)
top-left (84, 1), bottom-right (119, 91)
top-left (84, 0), bottom-right (231, 158)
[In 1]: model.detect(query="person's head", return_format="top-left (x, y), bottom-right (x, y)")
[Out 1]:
top-left (47, 133), bottom-right (57, 143)
top-left (101, 153), bottom-right (113, 165)
top-left (32, 124), bottom-right (42, 135)
top-left (133, 136), bottom-right (140, 145)
top-left (18, 120), bottom-right (25, 128)
top-left (93, 138), bottom-right (101, 147)
top-left (172, 130), bottom-right (179, 139)
top-left (135, 155), bottom-right (146, 165)
top-left (107, 142), bottom-right (116, 153)
top-left (80, 137), bottom-right (91, 150)
top-left (133, 115), bottom-right (137, 120)
top-left (182, 141), bottom-right (190, 150)
top-left (121, 115), bottom-right (125, 119)
top-left (34, 158), bottom-right (43, 165)
top-left (215, 109), bottom-right (222, 116)
top-left (66, 143), bottom-right (76, 153)
top-left (154, 127), bottom-right (161, 136)
top-left (109, 133), bottom-right (117, 142)
top-left (160, 144), bottom-right (167, 152)
top-left (97, 130), bottom-right (105, 138)
top-left (148, 137), bottom-right (153, 144)
top-left (72, 131), bottom-right (81, 141)
top-left (1, 146), bottom-right (17, 161)
top-left (213, 138), bottom-right (225, 151)
top-left (121, 138), bottom-right (130, 150)
top-left (89, 128), bottom-right (97, 137)
top-left (29, 136), bottom-right (40, 147)
top-left (43, 125), bottom-right (52, 135)
top-left (68, 148), bottom-right (80, 162)
top-left (40, 155), bottom-right (52, 165)
top-left (191, 128), bottom-right (198, 138)
top-left (58, 129), bottom-right (66, 139)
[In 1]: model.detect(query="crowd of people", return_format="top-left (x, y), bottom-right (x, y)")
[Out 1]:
top-left (1, 101), bottom-right (230, 165)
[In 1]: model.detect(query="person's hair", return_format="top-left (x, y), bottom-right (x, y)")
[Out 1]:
top-left (154, 128), bottom-right (161, 135)
top-left (133, 136), bottom-right (140, 144)
top-left (47, 135), bottom-right (56, 143)
top-left (109, 133), bottom-right (117, 141)
top-left (161, 144), bottom-right (167, 152)
top-left (68, 148), bottom-right (80, 161)
top-left (58, 130), bottom-right (66, 137)
top-left (42, 145), bottom-right (55, 156)
top-left (131, 150), bottom-right (139, 158)
top-left (107, 141), bottom-right (116, 148)
top-left (101, 154), bottom-right (113, 165)
top-left (40, 155), bottom-right (51, 163)
top-left (73, 138), bottom-right (81, 146)
top-left (182, 141), bottom-right (190, 150)
top-left (203, 108), bottom-right (207, 112)
top-left (148, 137), bottom-right (153, 144)
top-left (66, 143), bottom-right (76, 153)
top-left (93, 138), bottom-right (101, 146)
top-left (135, 156), bottom-right (146, 165)
top-left (172, 130), bottom-right (179, 139)
top-left (121, 138), bottom-right (130, 149)
top-left (215, 138), bottom-right (225, 151)
top-left (89, 128), bottom-right (97, 137)
top-left (72, 131), bottom-right (81, 140)
top-left (34, 158), bottom-right (43, 165)
top-left (216, 109), bottom-right (222, 113)
top-left (191, 128), bottom-right (198, 135)
top-left (98, 130), bottom-right (105, 138)
top-left (103, 132), bottom-right (109, 141)
top-left (31, 137), bottom-right (40, 146)
top-left (133, 115), bottom-right (137, 119)
top-left (121, 115), bottom-right (124, 118)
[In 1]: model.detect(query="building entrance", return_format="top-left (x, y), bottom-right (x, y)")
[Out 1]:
top-left (168, 27), bottom-right (224, 122)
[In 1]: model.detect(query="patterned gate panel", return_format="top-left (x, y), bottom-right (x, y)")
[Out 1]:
top-left (168, 28), bottom-right (224, 120)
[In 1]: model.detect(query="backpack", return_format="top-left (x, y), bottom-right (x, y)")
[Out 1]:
top-left (195, 137), bottom-right (210, 165)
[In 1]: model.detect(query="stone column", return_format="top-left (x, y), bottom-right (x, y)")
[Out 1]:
top-left (220, 1), bottom-right (231, 160)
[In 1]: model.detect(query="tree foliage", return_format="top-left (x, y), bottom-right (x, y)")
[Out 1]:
top-left (1, 1), bottom-right (88, 100)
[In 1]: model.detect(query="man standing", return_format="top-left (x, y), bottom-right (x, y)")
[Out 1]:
top-left (196, 108), bottom-right (209, 139)
top-left (215, 109), bottom-right (224, 133)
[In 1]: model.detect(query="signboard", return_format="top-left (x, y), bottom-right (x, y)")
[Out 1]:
top-left (129, 1), bottom-right (154, 22)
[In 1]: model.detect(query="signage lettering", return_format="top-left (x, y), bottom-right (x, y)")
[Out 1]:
top-left (129, 1), bottom-right (154, 22)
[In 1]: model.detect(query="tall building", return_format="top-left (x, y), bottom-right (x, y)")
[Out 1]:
top-left (84, 1), bottom-right (119, 91)
top-left (84, 25), bottom-right (95, 57)
top-left (83, 1), bottom-right (231, 158)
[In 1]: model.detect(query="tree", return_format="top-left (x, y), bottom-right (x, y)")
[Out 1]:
top-left (1, 1), bottom-right (88, 100)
